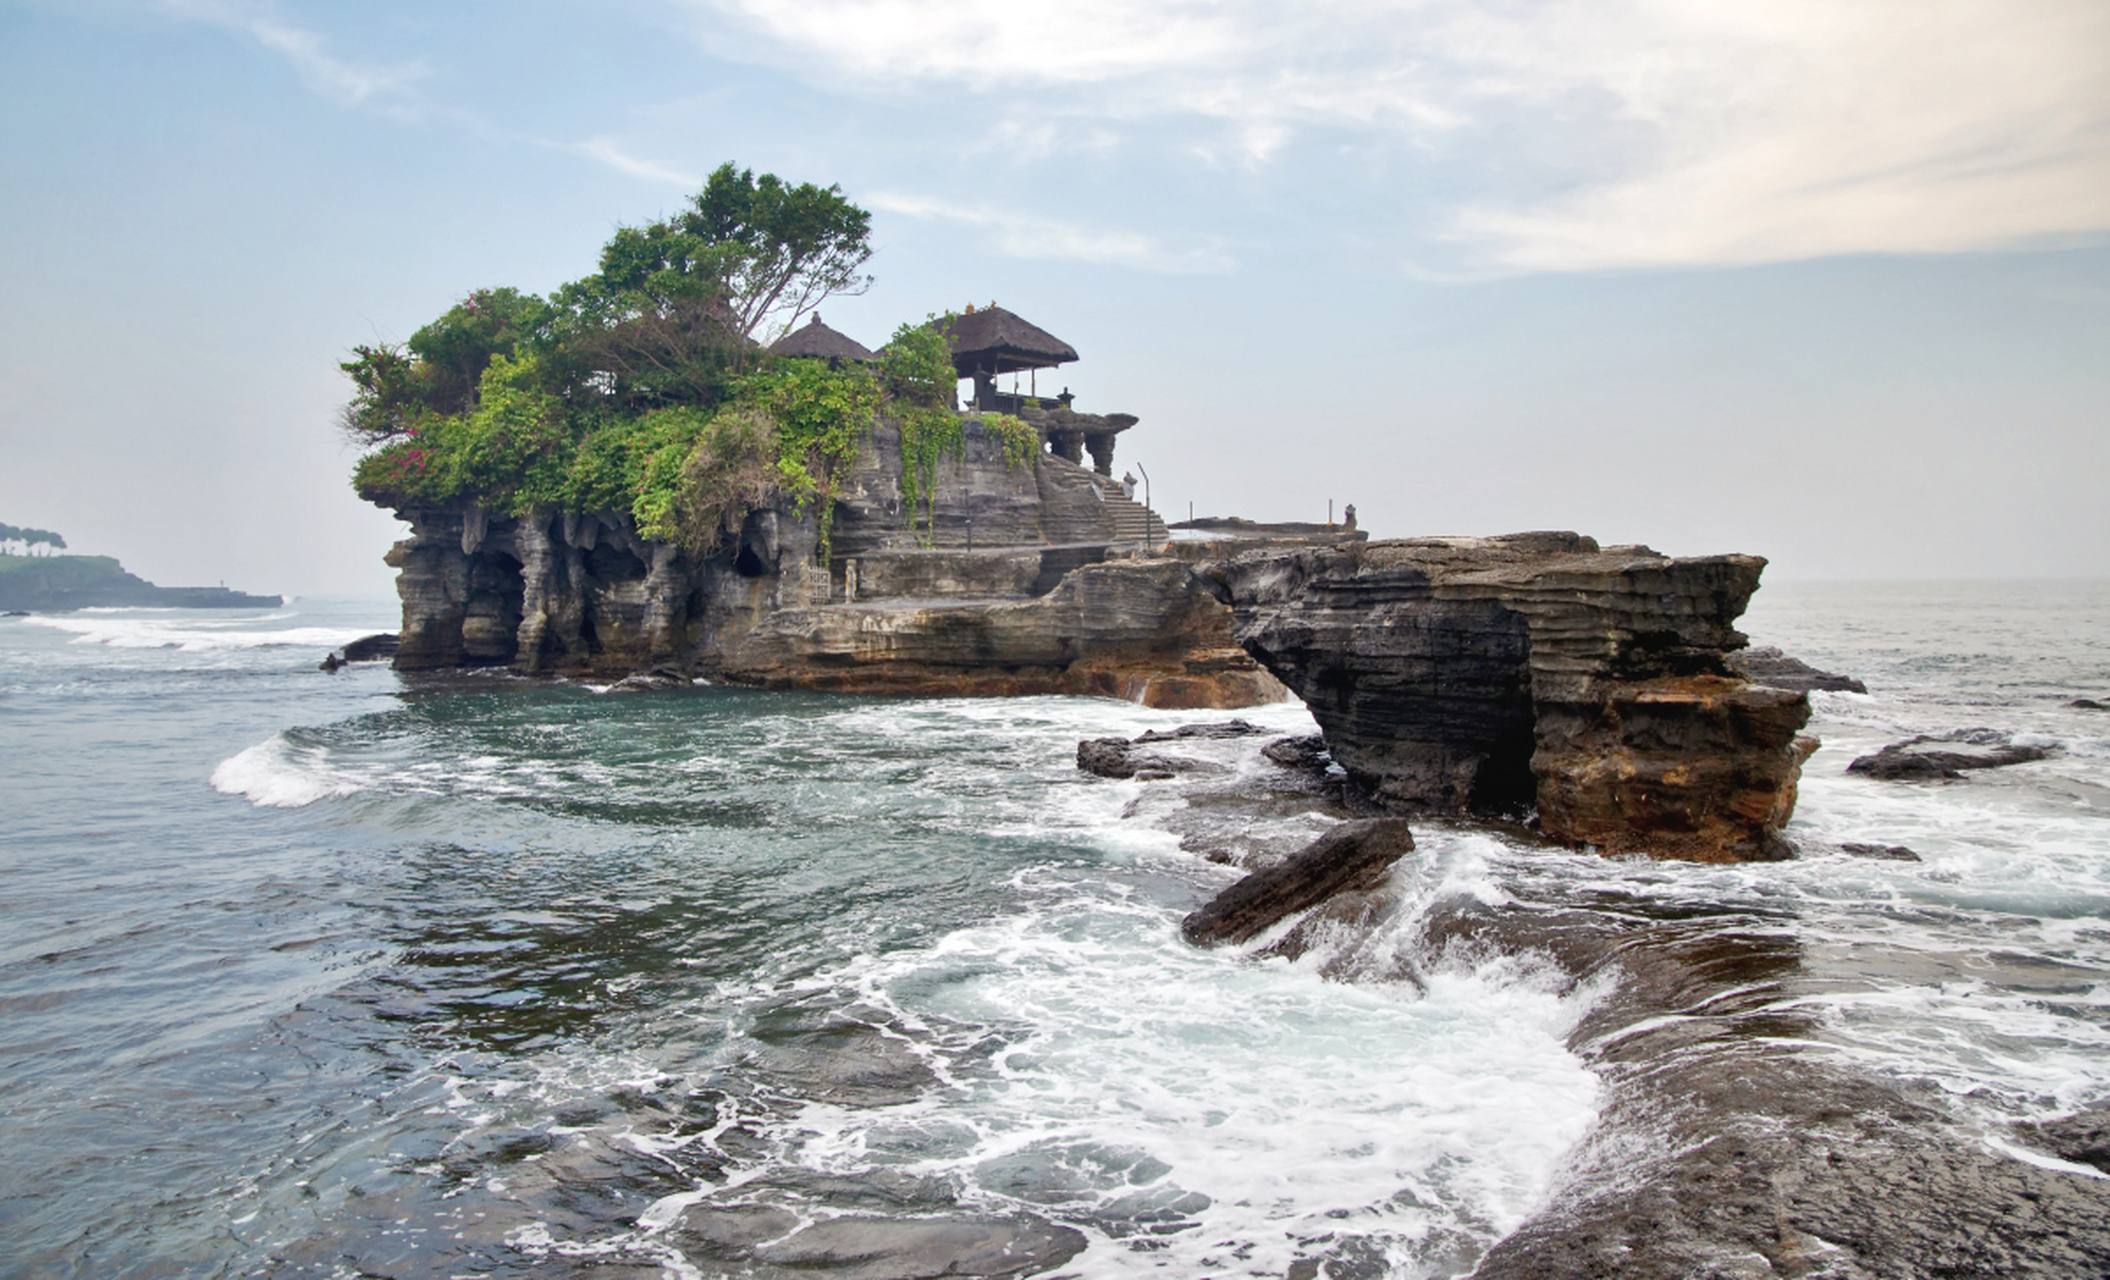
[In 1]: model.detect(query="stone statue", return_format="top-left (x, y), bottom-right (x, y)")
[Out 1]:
top-left (1342, 503), bottom-right (1357, 532)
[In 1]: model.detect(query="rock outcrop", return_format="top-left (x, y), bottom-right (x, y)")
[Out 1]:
top-left (1727, 644), bottom-right (1867, 694)
top-left (1212, 533), bottom-right (1814, 862)
top-left (1847, 729), bottom-right (2051, 780)
top-left (1075, 720), bottom-right (1270, 779)
top-left (378, 415), bottom-right (1288, 709)
top-left (1181, 818), bottom-right (1416, 945)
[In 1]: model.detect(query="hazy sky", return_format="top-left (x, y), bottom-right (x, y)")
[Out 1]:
top-left (3, 0), bottom-right (2106, 596)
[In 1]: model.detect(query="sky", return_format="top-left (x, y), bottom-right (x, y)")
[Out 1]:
top-left (2, 0), bottom-right (2106, 597)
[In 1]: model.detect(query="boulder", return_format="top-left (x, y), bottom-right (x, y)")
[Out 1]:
top-left (1262, 734), bottom-right (1332, 772)
top-left (1182, 818), bottom-right (1415, 945)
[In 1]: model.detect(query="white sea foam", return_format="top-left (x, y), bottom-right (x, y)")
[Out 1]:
top-left (210, 734), bottom-right (367, 807)
top-left (661, 845), bottom-right (1602, 1276)
top-left (27, 611), bottom-right (374, 652)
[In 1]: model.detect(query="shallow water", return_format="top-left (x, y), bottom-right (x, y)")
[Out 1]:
top-left (2, 580), bottom-right (2106, 1277)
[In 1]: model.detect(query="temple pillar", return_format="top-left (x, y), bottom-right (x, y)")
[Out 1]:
top-left (1085, 432), bottom-right (1116, 477)
top-left (1050, 429), bottom-right (1085, 465)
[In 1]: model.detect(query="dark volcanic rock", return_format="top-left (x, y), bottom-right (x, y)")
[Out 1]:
top-left (1182, 818), bottom-right (1415, 946)
top-left (2070, 698), bottom-right (2108, 711)
top-left (1841, 841), bottom-right (1923, 861)
top-left (1077, 738), bottom-right (1139, 778)
top-left (1848, 729), bottom-right (2050, 780)
top-left (1727, 644), bottom-right (1868, 693)
top-left (1215, 533), bottom-right (1813, 862)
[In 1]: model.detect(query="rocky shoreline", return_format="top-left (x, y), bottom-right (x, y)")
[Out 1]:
top-left (1101, 722), bottom-right (2110, 1279)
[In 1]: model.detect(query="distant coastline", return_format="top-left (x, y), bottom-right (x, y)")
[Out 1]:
top-left (0, 554), bottom-right (279, 611)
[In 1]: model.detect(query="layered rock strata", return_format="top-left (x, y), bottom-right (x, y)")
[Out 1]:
top-left (379, 415), bottom-right (1285, 709)
top-left (1212, 533), bottom-right (1813, 861)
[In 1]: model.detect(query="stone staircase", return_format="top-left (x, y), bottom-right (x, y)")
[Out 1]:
top-left (1099, 489), bottom-right (1169, 545)
top-left (1039, 455), bottom-right (1167, 546)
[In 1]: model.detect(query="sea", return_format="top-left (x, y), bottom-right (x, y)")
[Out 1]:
top-left (2, 579), bottom-right (2107, 1278)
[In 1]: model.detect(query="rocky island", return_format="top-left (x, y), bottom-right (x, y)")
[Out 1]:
top-left (347, 165), bottom-right (1811, 863)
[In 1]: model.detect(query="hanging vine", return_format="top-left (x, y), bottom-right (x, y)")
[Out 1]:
top-left (898, 407), bottom-right (964, 545)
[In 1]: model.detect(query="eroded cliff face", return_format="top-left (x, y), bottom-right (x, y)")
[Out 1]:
top-left (380, 416), bottom-right (1283, 709)
top-left (1214, 532), bottom-right (1813, 861)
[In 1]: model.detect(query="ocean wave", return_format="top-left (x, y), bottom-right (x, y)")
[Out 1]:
top-left (27, 613), bottom-right (376, 652)
top-left (209, 734), bottom-right (368, 807)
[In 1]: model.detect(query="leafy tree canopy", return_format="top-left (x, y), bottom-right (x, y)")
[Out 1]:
top-left (343, 167), bottom-right (1025, 566)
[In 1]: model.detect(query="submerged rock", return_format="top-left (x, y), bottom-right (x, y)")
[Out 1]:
top-left (748, 1214), bottom-right (1088, 1279)
top-left (1182, 818), bottom-right (1415, 946)
top-left (1215, 533), bottom-right (1813, 862)
top-left (1727, 644), bottom-right (1868, 693)
top-left (1848, 729), bottom-right (2051, 780)
top-left (339, 632), bottom-right (400, 662)
top-left (1841, 841), bottom-right (1923, 861)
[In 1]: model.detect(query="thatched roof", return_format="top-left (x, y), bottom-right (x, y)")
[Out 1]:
top-left (934, 306), bottom-right (1078, 376)
top-left (769, 315), bottom-right (877, 362)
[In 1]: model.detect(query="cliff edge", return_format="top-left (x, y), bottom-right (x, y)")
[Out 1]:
top-left (1212, 532), bottom-right (1813, 861)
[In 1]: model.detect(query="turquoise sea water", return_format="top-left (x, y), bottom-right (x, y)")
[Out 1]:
top-left (2, 581), bottom-right (2107, 1277)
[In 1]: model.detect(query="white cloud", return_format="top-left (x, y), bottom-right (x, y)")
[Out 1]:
top-left (695, 0), bottom-right (2110, 271)
top-left (156, 0), bottom-right (426, 110)
top-left (869, 193), bottom-right (1236, 273)
top-left (569, 138), bottom-right (701, 188)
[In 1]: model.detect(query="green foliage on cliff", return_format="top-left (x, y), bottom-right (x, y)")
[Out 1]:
top-left (344, 169), bottom-right (1053, 565)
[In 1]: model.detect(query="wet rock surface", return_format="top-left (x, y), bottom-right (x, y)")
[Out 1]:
top-left (1847, 728), bottom-right (2052, 780)
top-left (1076, 720), bottom-right (1269, 780)
top-left (1181, 818), bottom-right (1416, 946)
top-left (1727, 644), bottom-right (1868, 693)
top-left (1214, 533), bottom-right (1814, 862)
top-left (1272, 883), bottom-right (2110, 1280)
top-left (1133, 733), bottom-right (2110, 1279)
top-left (2024, 1107), bottom-right (2110, 1174)
top-left (742, 1215), bottom-right (1088, 1278)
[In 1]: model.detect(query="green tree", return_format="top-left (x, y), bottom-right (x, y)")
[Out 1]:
top-left (547, 162), bottom-right (875, 400)
top-left (683, 163), bottom-right (874, 349)
top-left (339, 288), bottom-right (550, 444)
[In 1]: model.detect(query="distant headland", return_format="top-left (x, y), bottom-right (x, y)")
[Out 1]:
top-left (0, 525), bottom-right (279, 611)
